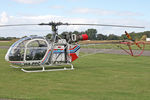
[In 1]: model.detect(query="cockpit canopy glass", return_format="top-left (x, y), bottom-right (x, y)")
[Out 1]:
top-left (6, 36), bottom-right (48, 61)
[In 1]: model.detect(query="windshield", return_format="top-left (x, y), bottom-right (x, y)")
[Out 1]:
top-left (6, 37), bottom-right (31, 61)
top-left (5, 36), bottom-right (48, 62)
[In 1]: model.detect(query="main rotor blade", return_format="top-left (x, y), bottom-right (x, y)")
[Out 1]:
top-left (65, 23), bottom-right (145, 28)
top-left (0, 24), bottom-right (38, 27)
top-left (0, 22), bottom-right (145, 29)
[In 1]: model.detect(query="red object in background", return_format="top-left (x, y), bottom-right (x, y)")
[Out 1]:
top-left (81, 34), bottom-right (88, 40)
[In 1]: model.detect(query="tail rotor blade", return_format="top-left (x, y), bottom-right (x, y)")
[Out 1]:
top-left (125, 31), bottom-right (133, 40)
top-left (125, 31), bottom-right (142, 49)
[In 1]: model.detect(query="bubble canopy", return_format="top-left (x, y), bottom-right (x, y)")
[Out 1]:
top-left (5, 36), bottom-right (49, 64)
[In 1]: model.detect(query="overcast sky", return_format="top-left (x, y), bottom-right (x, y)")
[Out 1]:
top-left (0, 0), bottom-right (150, 37)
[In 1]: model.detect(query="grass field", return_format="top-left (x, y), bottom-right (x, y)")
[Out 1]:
top-left (0, 48), bottom-right (150, 100)
top-left (0, 41), bottom-right (14, 46)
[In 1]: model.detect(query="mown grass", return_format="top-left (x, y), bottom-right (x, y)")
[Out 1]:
top-left (0, 48), bottom-right (150, 100)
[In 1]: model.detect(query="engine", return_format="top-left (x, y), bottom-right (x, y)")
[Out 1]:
top-left (61, 33), bottom-right (88, 43)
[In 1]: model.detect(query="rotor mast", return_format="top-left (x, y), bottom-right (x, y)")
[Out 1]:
top-left (39, 22), bottom-right (61, 64)
top-left (39, 22), bottom-right (60, 40)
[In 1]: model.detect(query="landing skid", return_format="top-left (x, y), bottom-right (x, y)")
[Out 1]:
top-left (10, 64), bottom-right (74, 73)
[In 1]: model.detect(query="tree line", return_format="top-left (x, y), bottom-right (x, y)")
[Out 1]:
top-left (53, 29), bottom-right (150, 40)
top-left (0, 37), bottom-right (17, 41)
top-left (1, 29), bottom-right (150, 40)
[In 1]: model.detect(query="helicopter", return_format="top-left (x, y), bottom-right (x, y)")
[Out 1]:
top-left (0, 22), bottom-right (144, 72)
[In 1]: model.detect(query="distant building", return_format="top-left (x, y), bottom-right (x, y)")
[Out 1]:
top-left (146, 38), bottom-right (150, 41)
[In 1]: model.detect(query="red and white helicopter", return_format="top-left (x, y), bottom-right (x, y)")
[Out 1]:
top-left (0, 22), bottom-right (144, 72)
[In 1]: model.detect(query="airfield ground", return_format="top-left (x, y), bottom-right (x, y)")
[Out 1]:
top-left (0, 41), bottom-right (150, 100)
top-left (1, 41), bottom-right (150, 56)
